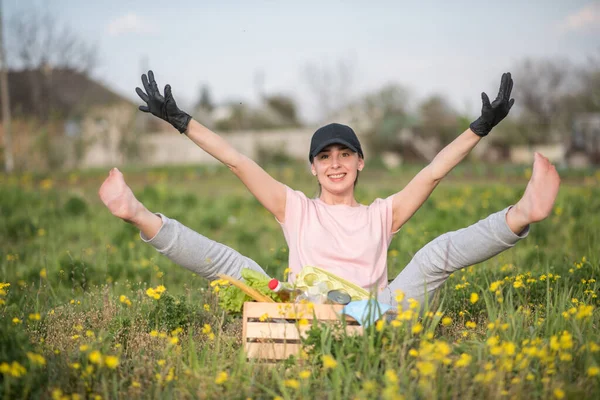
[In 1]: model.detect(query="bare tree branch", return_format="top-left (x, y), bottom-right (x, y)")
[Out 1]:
top-left (302, 57), bottom-right (356, 121)
top-left (7, 8), bottom-right (97, 74)
top-left (5, 9), bottom-right (99, 121)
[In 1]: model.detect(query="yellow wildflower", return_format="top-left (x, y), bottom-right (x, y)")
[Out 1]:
top-left (322, 354), bottom-right (338, 369)
top-left (171, 327), bottom-right (183, 336)
top-left (526, 373), bottom-right (534, 381)
top-left (26, 352), bottom-right (46, 366)
top-left (576, 304), bottom-right (594, 320)
top-left (284, 379), bottom-right (300, 389)
top-left (104, 356), bottom-right (119, 369)
top-left (299, 370), bottom-right (311, 380)
top-left (119, 295), bottom-right (132, 306)
top-left (470, 293), bottom-right (479, 304)
top-left (560, 331), bottom-right (573, 350)
top-left (416, 361), bottom-right (435, 377)
top-left (215, 371), bottom-right (228, 385)
top-left (40, 179), bottom-right (53, 190)
top-left (455, 353), bottom-right (472, 367)
top-left (503, 342), bottom-right (516, 356)
top-left (513, 280), bottom-right (524, 289)
top-left (89, 350), bottom-right (103, 365)
top-left (8, 361), bottom-right (27, 377)
top-left (411, 323), bottom-right (423, 334)
top-left (146, 288), bottom-right (160, 300)
top-left (384, 369), bottom-right (398, 384)
top-left (395, 290), bottom-right (405, 303)
top-left (408, 298), bottom-right (419, 310)
top-left (259, 313), bottom-right (269, 322)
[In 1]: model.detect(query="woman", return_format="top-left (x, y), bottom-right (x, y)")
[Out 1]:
top-left (99, 71), bottom-right (560, 309)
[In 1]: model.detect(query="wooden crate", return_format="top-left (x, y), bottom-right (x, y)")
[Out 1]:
top-left (242, 302), bottom-right (363, 362)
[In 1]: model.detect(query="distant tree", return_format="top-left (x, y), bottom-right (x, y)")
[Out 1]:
top-left (195, 84), bottom-right (214, 112)
top-left (416, 95), bottom-right (460, 145)
top-left (506, 58), bottom-right (576, 145)
top-left (572, 50), bottom-right (600, 112)
top-left (214, 102), bottom-right (249, 131)
top-left (265, 94), bottom-right (299, 126)
top-left (358, 84), bottom-right (414, 154)
top-left (563, 50), bottom-right (600, 164)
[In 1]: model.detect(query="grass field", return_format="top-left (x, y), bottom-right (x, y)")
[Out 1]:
top-left (1, 162), bottom-right (599, 399)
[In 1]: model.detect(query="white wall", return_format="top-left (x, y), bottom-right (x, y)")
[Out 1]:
top-left (510, 144), bottom-right (565, 164)
top-left (81, 127), bottom-right (319, 168)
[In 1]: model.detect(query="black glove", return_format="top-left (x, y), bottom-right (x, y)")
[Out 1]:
top-left (470, 72), bottom-right (515, 137)
top-left (135, 70), bottom-right (191, 134)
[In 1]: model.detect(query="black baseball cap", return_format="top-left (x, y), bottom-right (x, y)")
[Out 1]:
top-left (309, 123), bottom-right (364, 162)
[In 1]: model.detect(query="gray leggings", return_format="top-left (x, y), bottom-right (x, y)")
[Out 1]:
top-left (141, 207), bottom-right (528, 309)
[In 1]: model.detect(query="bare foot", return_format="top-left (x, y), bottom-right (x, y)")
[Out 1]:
top-left (507, 153), bottom-right (561, 232)
top-left (98, 168), bottom-right (146, 222)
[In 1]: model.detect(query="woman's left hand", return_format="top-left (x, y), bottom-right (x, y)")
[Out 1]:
top-left (469, 72), bottom-right (515, 137)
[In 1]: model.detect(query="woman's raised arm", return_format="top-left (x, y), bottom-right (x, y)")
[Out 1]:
top-left (136, 71), bottom-right (287, 222)
top-left (389, 72), bottom-right (516, 232)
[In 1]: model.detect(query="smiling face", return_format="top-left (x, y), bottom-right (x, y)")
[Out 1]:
top-left (310, 144), bottom-right (365, 197)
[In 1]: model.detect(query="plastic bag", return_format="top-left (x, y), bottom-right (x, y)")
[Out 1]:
top-left (294, 266), bottom-right (370, 301)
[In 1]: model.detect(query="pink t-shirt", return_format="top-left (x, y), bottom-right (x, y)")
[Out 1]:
top-left (278, 186), bottom-right (396, 291)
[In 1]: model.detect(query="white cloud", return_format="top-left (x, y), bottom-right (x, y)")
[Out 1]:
top-left (557, 2), bottom-right (600, 33)
top-left (106, 13), bottom-right (158, 36)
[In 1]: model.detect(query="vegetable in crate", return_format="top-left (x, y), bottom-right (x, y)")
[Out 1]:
top-left (216, 269), bottom-right (279, 313)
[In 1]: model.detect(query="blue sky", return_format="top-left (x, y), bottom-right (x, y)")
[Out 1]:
top-left (5, 0), bottom-right (600, 122)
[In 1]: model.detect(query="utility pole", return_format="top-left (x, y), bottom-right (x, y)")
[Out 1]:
top-left (0, 0), bottom-right (14, 173)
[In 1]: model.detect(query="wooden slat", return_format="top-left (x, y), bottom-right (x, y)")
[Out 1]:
top-left (245, 321), bottom-right (304, 341)
top-left (245, 342), bottom-right (302, 360)
top-left (242, 298), bottom-right (248, 347)
top-left (243, 302), bottom-right (358, 322)
top-left (245, 321), bottom-right (364, 341)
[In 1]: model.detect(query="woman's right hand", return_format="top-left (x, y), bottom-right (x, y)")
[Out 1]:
top-left (135, 70), bottom-right (192, 134)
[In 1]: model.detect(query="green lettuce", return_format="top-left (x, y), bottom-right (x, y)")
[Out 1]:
top-left (216, 269), bottom-right (281, 314)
